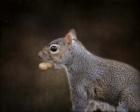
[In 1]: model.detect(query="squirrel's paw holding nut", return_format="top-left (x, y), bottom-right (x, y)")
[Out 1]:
top-left (39, 62), bottom-right (53, 70)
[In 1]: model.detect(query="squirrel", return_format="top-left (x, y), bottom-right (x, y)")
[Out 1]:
top-left (38, 29), bottom-right (140, 112)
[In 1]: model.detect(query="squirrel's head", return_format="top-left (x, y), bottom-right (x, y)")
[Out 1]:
top-left (38, 29), bottom-right (82, 65)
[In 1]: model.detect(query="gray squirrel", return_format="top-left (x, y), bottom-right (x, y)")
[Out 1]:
top-left (38, 29), bottom-right (140, 112)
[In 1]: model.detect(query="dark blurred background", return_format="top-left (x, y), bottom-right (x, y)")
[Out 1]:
top-left (0, 0), bottom-right (140, 112)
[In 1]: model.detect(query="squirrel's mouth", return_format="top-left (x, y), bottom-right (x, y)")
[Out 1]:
top-left (38, 60), bottom-right (63, 70)
top-left (38, 52), bottom-right (61, 70)
top-left (38, 49), bottom-right (64, 70)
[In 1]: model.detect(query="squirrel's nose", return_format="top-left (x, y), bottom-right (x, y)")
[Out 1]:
top-left (38, 51), bottom-right (42, 58)
top-left (38, 51), bottom-right (46, 58)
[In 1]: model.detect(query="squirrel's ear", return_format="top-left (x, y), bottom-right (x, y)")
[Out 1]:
top-left (64, 29), bottom-right (77, 45)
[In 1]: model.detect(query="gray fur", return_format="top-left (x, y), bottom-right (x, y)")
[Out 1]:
top-left (39, 34), bottom-right (140, 112)
top-left (62, 40), bottom-right (140, 112)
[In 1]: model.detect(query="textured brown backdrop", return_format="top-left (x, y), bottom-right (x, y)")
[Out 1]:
top-left (0, 0), bottom-right (140, 112)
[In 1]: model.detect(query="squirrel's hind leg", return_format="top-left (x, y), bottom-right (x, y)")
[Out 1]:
top-left (116, 85), bottom-right (140, 112)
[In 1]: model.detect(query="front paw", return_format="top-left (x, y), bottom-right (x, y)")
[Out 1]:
top-left (85, 100), bottom-right (116, 112)
top-left (85, 101), bottom-right (97, 112)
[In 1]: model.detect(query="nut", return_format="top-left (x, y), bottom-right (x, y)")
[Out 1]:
top-left (39, 62), bottom-right (53, 70)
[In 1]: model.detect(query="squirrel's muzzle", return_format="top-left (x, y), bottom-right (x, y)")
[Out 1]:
top-left (38, 48), bottom-right (50, 61)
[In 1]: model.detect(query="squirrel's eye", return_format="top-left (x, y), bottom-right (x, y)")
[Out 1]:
top-left (49, 44), bottom-right (60, 54)
top-left (50, 46), bottom-right (57, 52)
